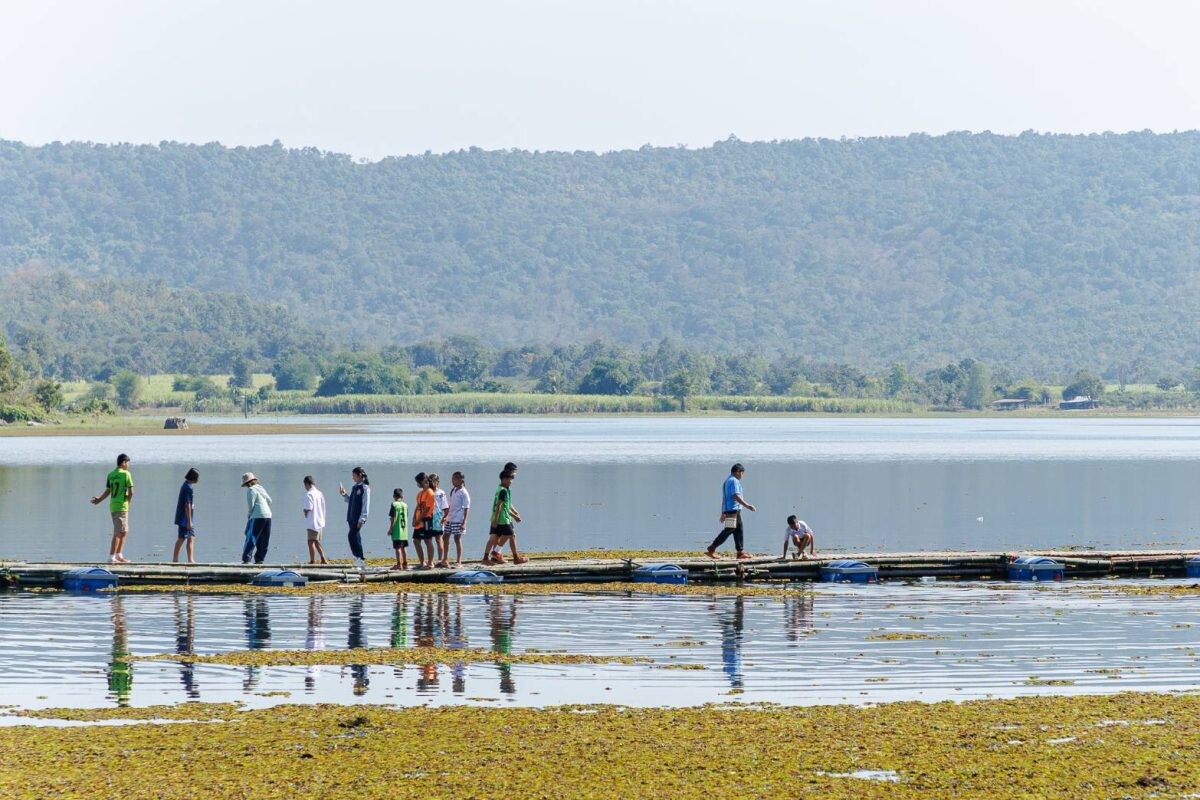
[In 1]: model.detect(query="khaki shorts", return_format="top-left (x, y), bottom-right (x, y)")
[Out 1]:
top-left (111, 511), bottom-right (129, 535)
top-left (307, 529), bottom-right (323, 542)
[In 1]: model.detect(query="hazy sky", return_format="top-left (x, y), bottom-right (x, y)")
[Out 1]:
top-left (2, 0), bottom-right (1199, 159)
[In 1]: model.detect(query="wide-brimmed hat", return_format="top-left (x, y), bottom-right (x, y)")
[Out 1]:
top-left (241, 472), bottom-right (258, 487)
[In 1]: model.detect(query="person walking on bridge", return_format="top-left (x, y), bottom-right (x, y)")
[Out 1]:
top-left (705, 463), bottom-right (756, 560)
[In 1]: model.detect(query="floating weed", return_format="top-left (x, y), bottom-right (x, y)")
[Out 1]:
top-left (865, 633), bottom-right (950, 641)
top-left (140, 646), bottom-right (652, 667)
top-left (1023, 676), bottom-right (1076, 686)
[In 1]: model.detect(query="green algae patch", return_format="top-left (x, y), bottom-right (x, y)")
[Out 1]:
top-left (6, 692), bottom-right (1200, 798)
top-left (865, 632), bottom-right (951, 641)
top-left (140, 646), bottom-right (652, 667)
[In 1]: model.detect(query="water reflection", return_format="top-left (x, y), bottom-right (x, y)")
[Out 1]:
top-left (488, 595), bottom-right (518, 694)
top-left (410, 594), bottom-right (436, 691)
top-left (446, 595), bottom-right (468, 694)
top-left (346, 595), bottom-right (369, 695)
top-left (783, 592), bottom-right (815, 642)
top-left (305, 596), bottom-right (324, 692)
top-left (107, 595), bottom-right (132, 707)
top-left (12, 583), bottom-right (1200, 713)
top-left (717, 596), bottom-right (745, 689)
top-left (242, 596), bottom-right (271, 691)
top-left (173, 594), bottom-right (199, 698)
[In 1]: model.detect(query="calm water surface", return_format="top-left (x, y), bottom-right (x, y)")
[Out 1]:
top-left (2, 417), bottom-right (1200, 561)
top-left (1, 583), bottom-right (1198, 715)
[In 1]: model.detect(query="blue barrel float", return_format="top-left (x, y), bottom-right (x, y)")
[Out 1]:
top-left (1007, 556), bottom-right (1064, 582)
top-left (62, 566), bottom-right (118, 592)
top-left (251, 569), bottom-right (308, 587)
top-left (632, 564), bottom-right (689, 585)
top-left (448, 570), bottom-right (504, 585)
top-left (1186, 556), bottom-right (1200, 579)
top-left (820, 559), bottom-right (878, 584)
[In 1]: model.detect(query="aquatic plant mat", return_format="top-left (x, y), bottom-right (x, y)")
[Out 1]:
top-left (141, 646), bottom-right (651, 667)
top-left (4, 692), bottom-right (1199, 798)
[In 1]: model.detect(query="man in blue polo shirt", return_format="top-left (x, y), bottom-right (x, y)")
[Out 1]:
top-left (705, 463), bottom-right (756, 559)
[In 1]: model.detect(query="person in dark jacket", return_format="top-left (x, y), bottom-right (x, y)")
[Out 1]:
top-left (339, 466), bottom-right (371, 569)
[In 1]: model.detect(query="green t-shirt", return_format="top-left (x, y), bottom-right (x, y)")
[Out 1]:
top-left (491, 485), bottom-right (512, 526)
top-left (389, 500), bottom-right (409, 542)
top-left (106, 468), bottom-right (133, 513)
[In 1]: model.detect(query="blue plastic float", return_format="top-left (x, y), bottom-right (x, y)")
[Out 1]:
top-left (251, 569), bottom-right (308, 587)
top-left (62, 567), bottom-right (118, 592)
top-left (1186, 556), bottom-right (1200, 579)
top-left (632, 564), bottom-right (689, 585)
top-left (820, 559), bottom-right (878, 584)
top-left (1007, 556), bottom-right (1064, 582)
top-left (448, 570), bottom-right (503, 585)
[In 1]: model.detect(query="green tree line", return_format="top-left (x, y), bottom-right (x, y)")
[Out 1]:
top-left (3, 133), bottom-right (1200, 376)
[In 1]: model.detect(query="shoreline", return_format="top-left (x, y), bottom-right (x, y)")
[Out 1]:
top-left (3, 407), bottom-right (1199, 437)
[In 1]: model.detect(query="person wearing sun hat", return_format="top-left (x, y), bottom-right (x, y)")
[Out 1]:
top-left (241, 472), bottom-right (273, 564)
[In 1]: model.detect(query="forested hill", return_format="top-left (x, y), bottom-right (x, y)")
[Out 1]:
top-left (3, 132), bottom-right (1200, 376)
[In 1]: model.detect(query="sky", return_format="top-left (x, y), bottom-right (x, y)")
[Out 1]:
top-left (1, 0), bottom-right (1199, 159)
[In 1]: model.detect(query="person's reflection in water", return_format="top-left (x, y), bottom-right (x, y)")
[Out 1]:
top-left (346, 594), bottom-right (369, 695)
top-left (173, 594), bottom-right (199, 698)
top-left (718, 595), bottom-right (745, 690)
top-left (487, 594), bottom-right (518, 694)
top-left (390, 592), bottom-right (408, 682)
top-left (447, 594), bottom-right (467, 694)
top-left (304, 595), bottom-right (325, 692)
top-left (242, 596), bottom-right (271, 691)
top-left (413, 594), bottom-right (440, 692)
top-left (107, 595), bottom-right (133, 707)
top-left (784, 592), bottom-right (814, 643)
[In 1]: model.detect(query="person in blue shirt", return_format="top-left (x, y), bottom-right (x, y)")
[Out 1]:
top-left (705, 463), bottom-right (756, 559)
top-left (172, 468), bottom-right (199, 564)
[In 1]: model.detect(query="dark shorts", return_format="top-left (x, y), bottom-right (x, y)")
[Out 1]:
top-left (490, 524), bottom-right (515, 538)
top-left (177, 526), bottom-right (195, 539)
top-left (414, 528), bottom-right (434, 541)
top-left (391, 537), bottom-right (408, 548)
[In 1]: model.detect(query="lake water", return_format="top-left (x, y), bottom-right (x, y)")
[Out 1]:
top-left (2, 582), bottom-right (1198, 714)
top-left (2, 416), bottom-right (1199, 562)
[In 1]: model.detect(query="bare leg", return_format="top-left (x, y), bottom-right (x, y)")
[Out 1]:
top-left (508, 537), bottom-right (527, 564)
top-left (482, 534), bottom-right (498, 563)
top-left (185, 538), bottom-right (195, 564)
top-left (453, 534), bottom-right (463, 566)
top-left (315, 540), bottom-right (328, 564)
top-left (173, 537), bottom-right (184, 563)
top-left (114, 533), bottom-right (128, 562)
top-left (308, 540), bottom-right (317, 564)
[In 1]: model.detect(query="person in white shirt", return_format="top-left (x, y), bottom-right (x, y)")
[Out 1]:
top-left (782, 515), bottom-right (816, 560)
top-left (445, 471), bottom-right (471, 567)
top-left (303, 475), bottom-right (328, 564)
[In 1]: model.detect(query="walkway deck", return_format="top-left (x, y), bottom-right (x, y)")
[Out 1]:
top-left (3, 549), bottom-right (1197, 588)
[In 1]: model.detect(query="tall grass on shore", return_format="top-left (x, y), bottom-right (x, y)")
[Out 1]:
top-left (258, 392), bottom-right (918, 415)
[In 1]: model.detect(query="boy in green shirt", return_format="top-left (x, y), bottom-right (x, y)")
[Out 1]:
top-left (91, 453), bottom-right (134, 564)
top-left (388, 488), bottom-right (409, 570)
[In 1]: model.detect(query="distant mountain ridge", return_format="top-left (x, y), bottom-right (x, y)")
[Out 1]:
top-left (2, 132), bottom-right (1199, 376)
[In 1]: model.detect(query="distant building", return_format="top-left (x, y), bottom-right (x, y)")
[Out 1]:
top-left (992, 398), bottom-right (1030, 411)
top-left (1059, 396), bottom-right (1098, 410)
